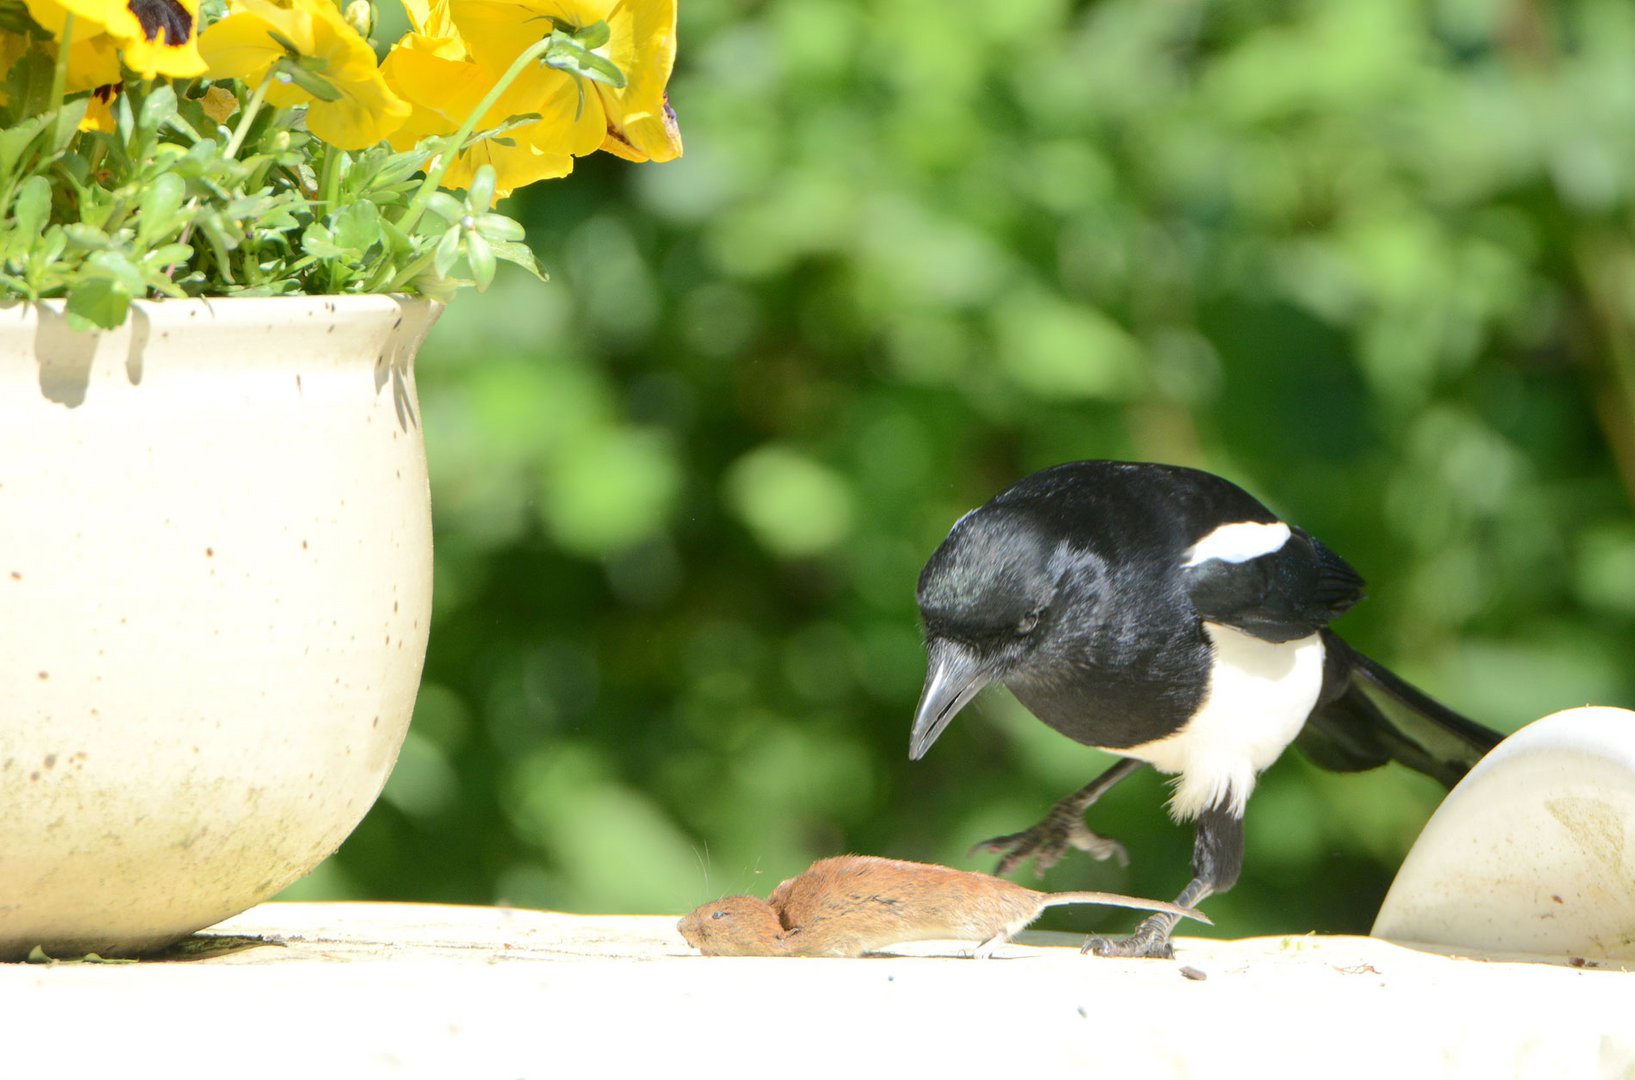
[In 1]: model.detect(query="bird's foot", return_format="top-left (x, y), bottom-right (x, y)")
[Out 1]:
top-left (1080, 928), bottom-right (1175, 960)
top-left (1080, 910), bottom-right (1179, 959)
top-left (972, 815), bottom-right (1128, 878)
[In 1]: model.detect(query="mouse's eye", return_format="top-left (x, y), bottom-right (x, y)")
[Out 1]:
top-left (711, 910), bottom-right (727, 920)
top-left (1016, 608), bottom-right (1044, 635)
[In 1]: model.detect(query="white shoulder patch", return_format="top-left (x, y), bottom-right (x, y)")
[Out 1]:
top-left (1182, 521), bottom-right (1291, 568)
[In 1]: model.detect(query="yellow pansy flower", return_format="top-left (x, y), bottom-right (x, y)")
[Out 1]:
top-left (592, 0), bottom-right (680, 163)
top-left (448, 0), bottom-right (681, 164)
top-left (21, 0), bottom-right (206, 78)
top-left (382, 0), bottom-right (602, 195)
top-left (383, 38), bottom-right (598, 195)
top-left (198, 0), bottom-right (409, 150)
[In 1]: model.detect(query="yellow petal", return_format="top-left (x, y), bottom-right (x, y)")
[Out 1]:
top-left (447, 0), bottom-right (627, 81)
top-left (381, 39), bottom-right (487, 137)
top-left (304, 70), bottom-right (411, 149)
top-left (595, 0), bottom-right (680, 162)
top-left (26, 0), bottom-right (206, 76)
top-left (198, 5), bottom-right (310, 84)
top-left (118, 0), bottom-right (207, 78)
top-left (202, 0), bottom-right (408, 149)
top-left (62, 33), bottom-right (122, 92)
top-left (23, 0), bottom-right (118, 42)
top-left (78, 84), bottom-right (118, 131)
top-left (400, 0), bottom-right (459, 42)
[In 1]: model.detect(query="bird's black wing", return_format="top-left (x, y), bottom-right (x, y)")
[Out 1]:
top-left (1183, 528), bottom-right (1366, 644)
top-left (1297, 633), bottom-right (1502, 785)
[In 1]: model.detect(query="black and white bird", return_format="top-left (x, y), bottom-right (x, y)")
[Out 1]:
top-left (910, 460), bottom-right (1501, 959)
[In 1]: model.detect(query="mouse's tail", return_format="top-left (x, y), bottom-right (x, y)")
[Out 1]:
top-left (1296, 632), bottom-right (1503, 788)
top-left (1045, 892), bottom-right (1212, 925)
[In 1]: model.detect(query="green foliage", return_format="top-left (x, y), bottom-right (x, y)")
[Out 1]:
top-left (0, 74), bottom-right (538, 328)
top-left (0, 0), bottom-right (579, 330)
top-left (291, 0), bottom-right (1635, 940)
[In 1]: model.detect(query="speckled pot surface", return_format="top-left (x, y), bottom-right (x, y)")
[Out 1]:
top-left (0, 295), bottom-right (440, 960)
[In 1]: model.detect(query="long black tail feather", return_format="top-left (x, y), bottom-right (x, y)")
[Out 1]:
top-left (1296, 632), bottom-right (1503, 789)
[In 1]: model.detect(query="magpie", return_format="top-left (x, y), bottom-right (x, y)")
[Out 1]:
top-left (910, 460), bottom-right (1502, 959)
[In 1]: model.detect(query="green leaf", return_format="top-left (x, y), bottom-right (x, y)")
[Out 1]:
top-left (377, 214), bottom-right (413, 256)
top-left (0, 1), bottom-right (47, 33)
top-left (87, 250), bottom-right (148, 292)
top-left (302, 222), bottom-right (345, 259)
top-left (2, 49), bottom-right (56, 121)
top-left (424, 191), bottom-right (465, 227)
top-left (433, 226), bottom-right (461, 279)
top-left (10, 175), bottom-right (51, 238)
top-left (331, 199), bottom-right (381, 255)
top-left (489, 239), bottom-right (544, 281)
top-left (275, 59), bottom-right (344, 103)
top-left (137, 172), bottom-right (187, 243)
top-left (543, 31), bottom-right (627, 89)
top-left (466, 230), bottom-right (495, 290)
top-left (66, 278), bottom-right (134, 331)
top-left (574, 19), bottom-right (610, 49)
top-left (265, 30), bottom-right (305, 57)
top-left (468, 164), bottom-right (497, 213)
top-left (0, 114), bottom-right (48, 175)
top-left (137, 84), bottom-right (179, 136)
top-left (475, 213), bottom-right (525, 243)
top-left (62, 223), bottom-right (113, 250)
top-left (145, 243), bottom-right (195, 267)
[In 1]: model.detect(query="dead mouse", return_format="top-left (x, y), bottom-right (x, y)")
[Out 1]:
top-left (677, 854), bottom-right (1209, 958)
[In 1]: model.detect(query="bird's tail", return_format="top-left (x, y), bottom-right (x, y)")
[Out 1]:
top-left (1296, 632), bottom-right (1502, 788)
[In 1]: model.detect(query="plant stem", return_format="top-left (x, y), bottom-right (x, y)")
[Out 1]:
top-left (394, 35), bottom-right (555, 240)
top-left (50, 12), bottom-right (74, 144)
top-left (385, 247), bottom-right (439, 292)
top-left (315, 142), bottom-right (346, 290)
top-left (223, 73), bottom-right (276, 160)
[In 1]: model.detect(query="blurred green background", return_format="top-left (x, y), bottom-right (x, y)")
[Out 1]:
top-left (284, 0), bottom-right (1635, 940)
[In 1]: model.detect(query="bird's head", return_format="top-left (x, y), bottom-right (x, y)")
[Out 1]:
top-left (911, 507), bottom-right (1081, 760)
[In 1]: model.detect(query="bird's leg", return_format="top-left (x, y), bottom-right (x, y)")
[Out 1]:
top-left (972, 757), bottom-right (1143, 877)
top-left (1081, 803), bottom-right (1243, 960)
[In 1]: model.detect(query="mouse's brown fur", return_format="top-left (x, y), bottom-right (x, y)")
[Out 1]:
top-left (678, 854), bottom-right (1209, 958)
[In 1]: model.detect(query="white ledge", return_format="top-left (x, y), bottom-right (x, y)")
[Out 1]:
top-left (4, 902), bottom-right (1632, 1077)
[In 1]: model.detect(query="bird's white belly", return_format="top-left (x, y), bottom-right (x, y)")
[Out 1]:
top-left (1107, 623), bottom-right (1326, 820)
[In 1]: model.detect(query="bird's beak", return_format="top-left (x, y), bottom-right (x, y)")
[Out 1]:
top-left (910, 640), bottom-right (991, 760)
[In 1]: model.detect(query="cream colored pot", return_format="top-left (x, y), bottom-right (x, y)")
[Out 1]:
top-left (0, 295), bottom-right (440, 959)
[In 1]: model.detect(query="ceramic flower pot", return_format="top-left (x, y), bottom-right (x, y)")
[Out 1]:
top-left (0, 295), bottom-right (440, 960)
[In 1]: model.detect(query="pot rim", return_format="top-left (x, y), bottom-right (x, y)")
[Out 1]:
top-left (0, 293), bottom-right (444, 327)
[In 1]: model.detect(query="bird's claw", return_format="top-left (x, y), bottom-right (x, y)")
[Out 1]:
top-left (1081, 934), bottom-right (1175, 960)
top-left (1080, 909), bottom-right (1181, 959)
top-left (972, 817), bottom-right (1128, 878)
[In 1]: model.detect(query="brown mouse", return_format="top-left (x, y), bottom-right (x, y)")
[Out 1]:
top-left (677, 854), bottom-right (1210, 958)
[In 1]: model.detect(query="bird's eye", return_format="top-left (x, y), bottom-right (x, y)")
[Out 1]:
top-left (711, 910), bottom-right (727, 920)
top-left (1016, 608), bottom-right (1043, 635)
